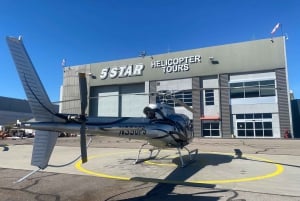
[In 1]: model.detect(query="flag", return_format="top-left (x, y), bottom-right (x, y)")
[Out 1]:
top-left (61, 58), bottom-right (66, 67)
top-left (271, 23), bottom-right (280, 35)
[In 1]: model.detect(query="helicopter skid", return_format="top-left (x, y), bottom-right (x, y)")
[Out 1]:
top-left (178, 147), bottom-right (198, 167)
top-left (134, 142), bottom-right (198, 167)
top-left (134, 142), bottom-right (161, 164)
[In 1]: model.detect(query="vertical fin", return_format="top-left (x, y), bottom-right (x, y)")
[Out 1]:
top-left (31, 131), bottom-right (58, 169)
top-left (6, 37), bottom-right (57, 121)
top-left (6, 36), bottom-right (59, 169)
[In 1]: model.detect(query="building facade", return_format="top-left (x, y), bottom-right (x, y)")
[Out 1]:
top-left (0, 96), bottom-right (32, 126)
top-left (60, 37), bottom-right (292, 138)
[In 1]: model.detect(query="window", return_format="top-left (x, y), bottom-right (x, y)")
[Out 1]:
top-left (263, 113), bottom-right (272, 119)
top-left (260, 80), bottom-right (276, 97)
top-left (230, 80), bottom-right (275, 99)
top-left (236, 114), bottom-right (244, 119)
top-left (245, 81), bottom-right (259, 98)
top-left (156, 90), bottom-right (192, 107)
top-left (230, 83), bottom-right (244, 98)
top-left (254, 113), bottom-right (262, 119)
top-left (245, 113), bottom-right (253, 119)
top-left (255, 122), bottom-right (263, 137)
top-left (205, 90), bottom-right (214, 105)
top-left (202, 121), bottom-right (220, 137)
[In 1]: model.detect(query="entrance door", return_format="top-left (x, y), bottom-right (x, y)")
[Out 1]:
top-left (236, 120), bottom-right (273, 138)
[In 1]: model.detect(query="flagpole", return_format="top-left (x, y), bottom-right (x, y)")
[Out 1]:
top-left (279, 24), bottom-right (288, 40)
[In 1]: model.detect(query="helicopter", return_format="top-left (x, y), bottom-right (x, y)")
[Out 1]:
top-left (6, 36), bottom-right (198, 181)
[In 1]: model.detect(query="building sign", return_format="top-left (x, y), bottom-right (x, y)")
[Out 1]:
top-left (100, 64), bottom-right (144, 80)
top-left (151, 55), bottom-right (201, 74)
top-left (99, 55), bottom-right (201, 80)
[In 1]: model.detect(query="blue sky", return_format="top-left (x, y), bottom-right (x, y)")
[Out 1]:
top-left (0, 0), bottom-right (299, 101)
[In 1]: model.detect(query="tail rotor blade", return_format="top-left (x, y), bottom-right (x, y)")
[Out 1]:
top-left (78, 73), bottom-right (88, 114)
top-left (78, 73), bottom-right (88, 163)
top-left (80, 122), bottom-right (88, 163)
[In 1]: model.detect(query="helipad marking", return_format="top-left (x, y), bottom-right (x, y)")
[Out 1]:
top-left (75, 151), bottom-right (284, 184)
top-left (75, 152), bottom-right (134, 181)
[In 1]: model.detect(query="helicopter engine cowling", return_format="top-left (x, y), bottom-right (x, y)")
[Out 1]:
top-left (143, 103), bottom-right (175, 120)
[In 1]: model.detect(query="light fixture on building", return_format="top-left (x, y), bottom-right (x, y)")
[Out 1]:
top-left (88, 72), bottom-right (96, 79)
top-left (209, 56), bottom-right (219, 64)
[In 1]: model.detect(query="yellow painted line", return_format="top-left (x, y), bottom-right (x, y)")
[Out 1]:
top-left (75, 150), bottom-right (284, 184)
top-left (75, 151), bottom-right (134, 181)
top-left (144, 160), bottom-right (176, 167)
top-left (190, 154), bottom-right (284, 184)
top-left (75, 163), bottom-right (130, 180)
top-left (144, 153), bottom-right (178, 167)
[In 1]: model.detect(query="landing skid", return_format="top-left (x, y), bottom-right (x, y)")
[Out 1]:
top-left (134, 143), bottom-right (198, 168)
top-left (177, 147), bottom-right (198, 167)
top-left (134, 142), bottom-right (161, 164)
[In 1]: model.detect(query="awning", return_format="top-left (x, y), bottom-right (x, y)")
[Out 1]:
top-left (200, 116), bottom-right (220, 120)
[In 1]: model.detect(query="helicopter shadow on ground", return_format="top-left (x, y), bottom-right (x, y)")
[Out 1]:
top-left (108, 152), bottom-right (235, 201)
top-left (235, 148), bottom-right (300, 169)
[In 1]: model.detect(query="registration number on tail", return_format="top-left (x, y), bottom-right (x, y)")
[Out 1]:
top-left (119, 128), bottom-right (146, 136)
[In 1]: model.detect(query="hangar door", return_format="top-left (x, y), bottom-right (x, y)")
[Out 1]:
top-left (89, 83), bottom-right (148, 117)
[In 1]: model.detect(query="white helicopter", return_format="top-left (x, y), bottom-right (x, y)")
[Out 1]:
top-left (6, 36), bottom-right (197, 181)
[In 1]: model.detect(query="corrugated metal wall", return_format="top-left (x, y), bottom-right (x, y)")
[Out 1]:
top-left (192, 77), bottom-right (201, 137)
top-left (149, 81), bottom-right (157, 104)
top-left (219, 74), bottom-right (232, 138)
top-left (61, 66), bottom-right (90, 114)
top-left (276, 68), bottom-right (291, 137)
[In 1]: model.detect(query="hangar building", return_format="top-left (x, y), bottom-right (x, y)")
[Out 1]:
top-left (60, 37), bottom-right (293, 138)
top-left (0, 96), bottom-right (32, 127)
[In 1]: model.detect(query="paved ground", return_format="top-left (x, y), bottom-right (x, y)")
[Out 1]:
top-left (1, 136), bottom-right (300, 201)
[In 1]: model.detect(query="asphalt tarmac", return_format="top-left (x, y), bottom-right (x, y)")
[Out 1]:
top-left (1, 136), bottom-right (300, 201)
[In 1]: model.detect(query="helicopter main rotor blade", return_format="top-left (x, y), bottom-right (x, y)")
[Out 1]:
top-left (170, 96), bottom-right (194, 113)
